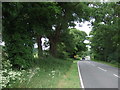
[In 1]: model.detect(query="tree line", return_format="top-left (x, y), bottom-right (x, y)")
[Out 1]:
top-left (89, 2), bottom-right (120, 64)
top-left (2, 2), bottom-right (91, 69)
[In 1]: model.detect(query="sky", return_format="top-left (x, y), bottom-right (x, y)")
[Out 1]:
top-left (74, 21), bottom-right (93, 45)
top-left (75, 21), bottom-right (93, 50)
top-left (75, 21), bottom-right (93, 36)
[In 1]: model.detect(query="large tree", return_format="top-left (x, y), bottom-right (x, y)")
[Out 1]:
top-left (47, 2), bottom-right (91, 57)
top-left (27, 2), bottom-right (61, 58)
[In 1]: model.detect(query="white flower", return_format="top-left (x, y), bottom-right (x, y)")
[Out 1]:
top-left (36, 67), bottom-right (40, 70)
top-left (51, 71), bottom-right (55, 73)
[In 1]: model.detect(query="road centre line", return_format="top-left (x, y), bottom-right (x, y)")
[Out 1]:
top-left (97, 67), bottom-right (107, 72)
top-left (113, 74), bottom-right (120, 78)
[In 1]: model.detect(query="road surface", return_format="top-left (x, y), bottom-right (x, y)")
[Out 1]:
top-left (77, 60), bottom-right (120, 89)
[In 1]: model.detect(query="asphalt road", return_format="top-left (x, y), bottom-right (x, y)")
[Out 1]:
top-left (77, 60), bottom-right (120, 89)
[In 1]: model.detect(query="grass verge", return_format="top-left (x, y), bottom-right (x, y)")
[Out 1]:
top-left (57, 60), bottom-right (80, 88)
top-left (7, 57), bottom-right (80, 88)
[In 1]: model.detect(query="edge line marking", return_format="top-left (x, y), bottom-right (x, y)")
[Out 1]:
top-left (77, 61), bottom-right (85, 89)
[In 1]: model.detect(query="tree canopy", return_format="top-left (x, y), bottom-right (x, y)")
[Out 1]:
top-left (2, 2), bottom-right (119, 69)
top-left (89, 2), bottom-right (120, 64)
top-left (2, 2), bottom-right (91, 69)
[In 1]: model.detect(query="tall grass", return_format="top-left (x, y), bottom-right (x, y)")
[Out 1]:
top-left (6, 56), bottom-right (74, 88)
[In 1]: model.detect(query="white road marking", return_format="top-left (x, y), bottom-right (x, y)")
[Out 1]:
top-left (113, 74), bottom-right (120, 78)
top-left (97, 67), bottom-right (107, 72)
top-left (77, 62), bottom-right (84, 88)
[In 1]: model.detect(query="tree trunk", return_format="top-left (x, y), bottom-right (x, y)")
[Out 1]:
top-left (37, 36), bottom-right (43, 59)
top-left (49, 38), bottom-right (57, 57)
top-left (49, 25), bottom-right (62, 57)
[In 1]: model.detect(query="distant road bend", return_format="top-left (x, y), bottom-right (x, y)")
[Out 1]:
top-left (77, 60), bottom-right (120, 89)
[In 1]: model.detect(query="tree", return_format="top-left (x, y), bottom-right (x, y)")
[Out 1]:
top-left (2, 3), bottom-right (34, 69)
top-left (57, 28), bottom-right (87, 58)
top-left (28, 2), bottom-right (61, 59)
top-left (47, 2), bottom-right (91, 57)
top-left (68, 28), bottom-right (87, 58)
top-left (89, 2), bottom-right (120, 63)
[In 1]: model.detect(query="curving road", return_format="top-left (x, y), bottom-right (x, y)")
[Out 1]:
top-left (77, 60), bottom-right (120, 89)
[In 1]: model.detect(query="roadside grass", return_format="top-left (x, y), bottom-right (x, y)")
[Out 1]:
top-left (7, 57), bottom-right (80, 88)
top-left (92, 59), bottom-right (120, 68)
top-left (57, 60), bottom-right (80, 88)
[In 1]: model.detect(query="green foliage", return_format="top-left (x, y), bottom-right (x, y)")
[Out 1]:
top-left (47, 2), bottom-right (91, 57)
top-left (2, 2), bottom-right (92, 68)
top-left (68, 29), bottom-right (87, 57)
top-left (90, 2), bottom-right (120, 64)
top-left (2, 3), bottom-right (34, 69)
top-left (57, 28), bottom-right (87, 58)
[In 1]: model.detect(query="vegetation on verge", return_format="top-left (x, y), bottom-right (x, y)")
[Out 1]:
top-left (3, 57), bottom-right (80, 88)
top-left (57, 60), bottom-right (80, 88)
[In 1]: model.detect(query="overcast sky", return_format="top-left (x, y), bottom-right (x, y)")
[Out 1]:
top-left (75, 21), bottom-right (93, 45)
top-left (75, 21), bottom-right (93, 36)
top-left (76, 21), bottom-right (94, 50)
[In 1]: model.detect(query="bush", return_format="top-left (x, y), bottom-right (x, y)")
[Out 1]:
top-left (107, 52), bottom-right (118, 63)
